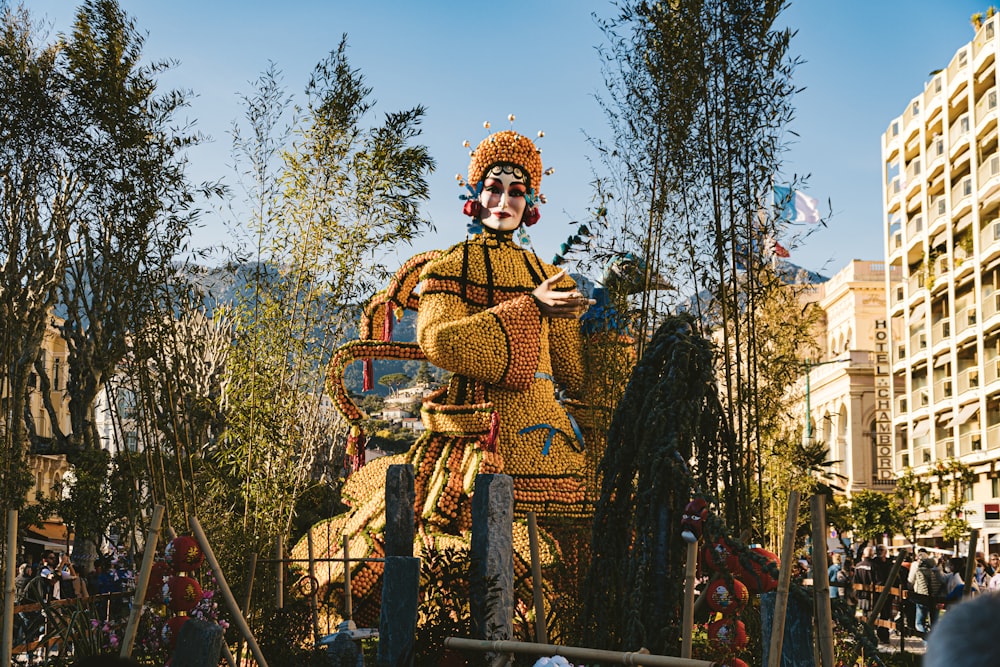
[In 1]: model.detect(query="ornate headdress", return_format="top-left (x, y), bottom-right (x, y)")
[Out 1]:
top-left (467, 129), bottom-right (543, 191)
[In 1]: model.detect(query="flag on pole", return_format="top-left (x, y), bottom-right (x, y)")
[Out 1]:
top-left (774, 185), bottom-right (821, 224)
top-left (773, 241), bottom-right (790, 258)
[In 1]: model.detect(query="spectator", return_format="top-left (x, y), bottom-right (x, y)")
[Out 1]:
top-left (853, 546), bottom-right (876, 619)
top-left (828, 553), bottom-right (842, 599)
top-left (943, 557), bottom-right (965, 605)
top-left (924, 593), bottom-right (1000, 666)
top-left (912, 554), bottom-right (943, 635)
top-left (838, 558), bottom-right (856, 606)
top-left (988, 554), bottom-right (1000, 592)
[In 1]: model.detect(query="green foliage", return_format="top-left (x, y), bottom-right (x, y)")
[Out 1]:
top-left (935, 458), bottom-right (976, 546)
top-left (850, 489), bottom-right (898, 543)
top-left (893, 467), bottom-right (934, 546)
top-left (377, 372), bottom-right (411, 393)
top-left (413, 547), bottom-right (474, 665)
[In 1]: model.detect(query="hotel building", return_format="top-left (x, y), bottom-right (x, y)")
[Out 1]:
top-left (882, 15), bottom-right (1000, 547)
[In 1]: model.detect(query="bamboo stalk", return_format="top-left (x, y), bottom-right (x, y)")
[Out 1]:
top-left (810, 495), bottom-right (834, 667)
top-left (342, 534), bottom-right (353, 622)
top-left (767, 489), bottom-right (800, 667)
top-left (189, 516), bottom-right (269, 667)
top-left (276, 535), bottom-right (284, 609)
top-left (120, 504), bottom-right (164, 658)
top-left (445, 637), bottom-right (716, 666)
top-left (526, 512), bottom-right (548, 645)
top-left (307, 531), bottom-right (320, 642)
top-left (2, 510), bottom-right (17, 667)
top-left (681, 540), bottom-right (697, 659)
top-left (235, 551), bottom-right (257, 666)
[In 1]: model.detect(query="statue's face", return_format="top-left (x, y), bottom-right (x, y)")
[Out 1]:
top-left (479, 166), bottom-right (528, 231)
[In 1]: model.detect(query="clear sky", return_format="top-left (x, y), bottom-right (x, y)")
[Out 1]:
top-left (23, 0), bottom-right (987, 279)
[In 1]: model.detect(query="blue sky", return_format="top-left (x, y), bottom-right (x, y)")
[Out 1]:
top-left (25, 0), bottom-right (985, 278)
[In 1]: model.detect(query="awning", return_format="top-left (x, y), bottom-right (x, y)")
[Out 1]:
top-left (931, 232), bottom-right (947, 249)
top-left (957, 402), bottom-right (980, 425)
top-left (24, 521), bottom-right (72, 551)
top-left (946, 402), bottom-right (980, 428)
top-left (911, 420), bottom-right (931, 438)
top-left (937, 409), bottom-right (954, 423)
top-left (934, 354), bottom-right (952, 368)
top-left (910, 303), bottom-right (927, 322)
top-left (956, 213), bottom-right (974, 233)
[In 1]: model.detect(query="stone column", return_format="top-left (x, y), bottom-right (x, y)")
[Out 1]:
top-left (470, 473), bottom-right (513, 651)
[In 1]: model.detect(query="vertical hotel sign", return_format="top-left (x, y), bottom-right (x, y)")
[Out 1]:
top-left (874, 320), bottom-right (893, 480)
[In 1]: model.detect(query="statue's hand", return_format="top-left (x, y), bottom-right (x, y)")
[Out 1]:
top-left (532, 269), bottom-right (595, 319)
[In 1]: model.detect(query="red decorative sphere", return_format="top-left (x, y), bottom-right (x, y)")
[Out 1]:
top-left (144, 560), bottom-right (174, 603)
top-left (729, 547), bottom-right (779, 594)
top-left (700, 537), bottom-right (734, 574)
top-left (705, 577), bottom-right (749, 615)
top-left (708, 618), bottom-right (748, 651)
top-left (162, 615), bottom-right (190, 649)
top-left (164, 575), bottom-right (202, 613)
top-left (725, 660), bottom-right (749, 667)
top-left (165, 535), bottom-right (205, 572)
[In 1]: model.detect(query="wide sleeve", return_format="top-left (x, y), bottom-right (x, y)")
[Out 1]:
top-left (549, 316), bottom-right (586, 398)
top-left (417, 290), bottom-right (543, 392)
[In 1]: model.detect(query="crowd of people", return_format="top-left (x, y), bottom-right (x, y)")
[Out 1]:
top-left (820, 543), bottom-right (1000, 644)
top-left (12, 549), bottom-right (135, 647)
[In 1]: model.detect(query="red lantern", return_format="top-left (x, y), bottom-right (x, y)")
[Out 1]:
top-left (699, 537), bottom-right (734, 574)
top-left (729, 547), bottom-right (779, 594)
top-left (705, 577), bottom-right (748, 615)
top-left (164, 575), bottom-right (202, 613)
top-left (162, 615), bottom-right (190, 649)
top-left (144, 560), bottom-right (174, 603)
top-left (165, 535), bottom-right (205, 572)
top-left (708, 618), bottom-right (748, 651)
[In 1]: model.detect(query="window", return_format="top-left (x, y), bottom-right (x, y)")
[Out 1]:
top-left (992, 477), bottom-right (999, 498)
top-left (125, 432), bottom-right (138, 452)
top-left (987, 22), bottom-right (995, 39)
top-left (959, 49), bottom-right (969, 67)
top-left (942, 486), bottom-right (950, 505)
top-left (53, 358), bottom-right (61, 391)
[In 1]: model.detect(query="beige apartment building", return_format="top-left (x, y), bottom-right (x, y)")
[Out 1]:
top-left (801, 260), bottom-right (900, 496)
top-left (882, 15), bottom-right (1000, 549)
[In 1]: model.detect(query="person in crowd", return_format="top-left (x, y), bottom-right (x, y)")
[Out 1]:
top-left (828, 552), bottom-right (842, 599)
top-left (838, 558), bottom-right (856, 606)
top-left (58, 553), bottom-right (79, 600)
top-left (943, 556), bottom-right (966, 605)
top-left (988, 553), bottom-right (1000, 592)
top-left (912, 552), bottom-right (943, 635)
top-left (924, 593), bottom-right (1000, 666)
top-left (871, 545), bottom-right (892, 643)
top-left (853, 546), bottom-right (876, 618)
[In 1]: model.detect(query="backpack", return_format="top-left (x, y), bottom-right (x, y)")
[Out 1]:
top-left (914, 564), bottom-right (941, 598)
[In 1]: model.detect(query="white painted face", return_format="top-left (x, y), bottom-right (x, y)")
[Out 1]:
top-left (478, 166), bottom-right (528, 232)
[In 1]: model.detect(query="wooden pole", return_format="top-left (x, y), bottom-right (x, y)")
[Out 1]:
top-left (767, 489), bottom-right (800, 667)
top-left (275, 535), bottom-right (284, 609)
top-left (235, 551), bottom-right (257, 667)
top-left (964, 528), bottom-right (979, 597)
top-left (526, 512), bottom-right (548, 645)
top-left (307, 530), bottom-right (320, 642)
top-left (120, 504), bottom-right (164, 658)
top-left (342, 534), bottom-right (353, 622)
top-left (189, 515), bottom-right (269, 667)
top-left (847, 550), bottom-right (906, 667)
top-left (681, 540), bottom-right (697, 659)
top-left (2, 510), bottom-right (17, 667)
top-left (810, 495), bottom-right (834, 667)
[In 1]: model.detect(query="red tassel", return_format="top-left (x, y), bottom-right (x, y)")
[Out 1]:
top-left (353, 431), bottom-right (367, 472)
top-left (484, 411), bottom-right (499, 452)
top-left (363, 359), bottom-right (373, 392)
top-left (383, 306), bottom-right (394, 341)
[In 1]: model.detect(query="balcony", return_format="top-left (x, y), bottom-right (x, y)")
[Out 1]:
top-left (906, 214), bottom-right (924, 242)
top-left (897, 395), bottom-right (908, 415)
top-left (985, 355), bottom-right (1000, 385)
top-left (988, 423), bottom-right (1000, 447)
top-left (981, 219), bottom-right (1000, 259)
top-left (979, 154), bottom-right (1000, 201)
top-left (935, 377), bottom-right (954, 400)
top-left (914, 387), bottom-right (930, 409)
top-left (950, 114), bottom-right (972, 155)
top-left (905, 158), bottom-right (922, 186)
top-left (933, 317), bottom-right (951, 342)
top-left (959, 366), bottom-right (980, 394)
top-left (952, 175), bottom-right (974, 214)
top-left (976, 87), bottom-right (999, 131)
top-left (887, 176), bottom-right (902, 205)
top-left (908, 271), bottom-right (926, 295)
top-left (959, 430), bottom-right (983, 456)
top-left (927, 136), bottom-right (947, 178)
top-left (936, 437), bottom-right (956, 461)
top-left (910, 331), bottom-right (928, 355)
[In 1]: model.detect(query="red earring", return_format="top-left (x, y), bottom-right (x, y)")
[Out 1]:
top-left (524, 207), bottom-right (541, 226)
top-left (463, 200), bottom-right (482, 217)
